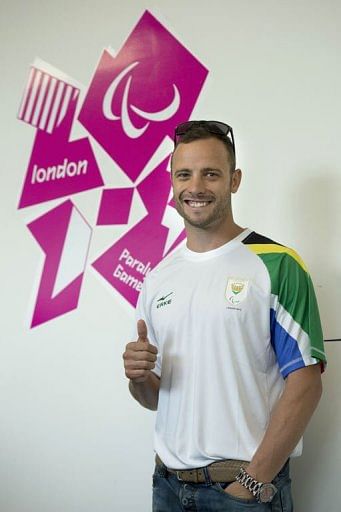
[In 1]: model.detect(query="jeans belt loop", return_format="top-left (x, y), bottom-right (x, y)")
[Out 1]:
top-left (203, 465), bottom-right (213, 486)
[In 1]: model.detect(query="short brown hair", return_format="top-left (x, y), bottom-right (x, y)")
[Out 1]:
top-left (174, 122), bottom-right (236, 171)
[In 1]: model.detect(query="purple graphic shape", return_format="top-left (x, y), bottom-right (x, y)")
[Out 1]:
top-left (97, 187), bottom-right (134, 225)
top-left (27, 200), bottom-right (92, 327)
top-left (137, 156), bottom-right (186, 256)
top-left (137, 157), bottom-right (172, 221)
top-left (78, 10), bottom-right (208, 182)
top-left (18, 66), bottom-right (79, 134)
top-left (93, 156), bottom-right (185, 306)
top-left (165, 229), bottom-right (186, 258)
top-left (92, 216), bottom-right (169, 307)
top-left (18, 70), bottom-right (104, 209)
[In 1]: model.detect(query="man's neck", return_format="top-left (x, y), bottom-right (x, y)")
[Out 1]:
top-left (185, 221), bottom-right (245, 253)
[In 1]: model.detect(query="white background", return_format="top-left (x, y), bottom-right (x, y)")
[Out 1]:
top-left (1, 1), bottom-right (340, 511)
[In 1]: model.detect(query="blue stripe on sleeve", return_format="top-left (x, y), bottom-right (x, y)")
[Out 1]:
top-left (270, 308), bottom-right (305, 378)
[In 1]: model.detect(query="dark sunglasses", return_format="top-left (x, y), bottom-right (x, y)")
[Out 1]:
top-left (174, 120), bottom-right (235, 156)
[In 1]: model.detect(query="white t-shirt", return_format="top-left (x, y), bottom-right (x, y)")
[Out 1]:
top-left (135, 228), bottom-right (325, 469)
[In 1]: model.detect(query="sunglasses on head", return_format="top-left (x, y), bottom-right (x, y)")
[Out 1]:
top-left (174, 120), bottom-right (235, 156)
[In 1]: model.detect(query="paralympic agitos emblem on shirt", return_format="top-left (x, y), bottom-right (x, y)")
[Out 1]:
top-left (225, 279), bottom-right (249, 305)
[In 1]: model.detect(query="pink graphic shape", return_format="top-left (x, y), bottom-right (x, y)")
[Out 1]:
top-left (137, 158), bottom-right (172, 222)
top-left (18, 66), bottom-right (79, 134)
top-left (137, 156), bottom-right (186, 257)
top-left (92, 156), bottom-right (185, 306)
top-left (27, 200), bottom-right (92, 328)
top-left (78, 10), bottom-right (208, 182)
top-left (164, 227), bottom-right (186, 258)
top-left (96, 187), bottom-right (134, 225)
top-left (18, 68), bottom-right (104, 209)
top-left (93, 216), bottom-right (169, 307)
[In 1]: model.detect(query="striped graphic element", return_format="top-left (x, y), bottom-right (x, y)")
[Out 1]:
top-left (17, 67), bottom-right (79, 134)
top-left (243, 231), bottom-right (326, 378)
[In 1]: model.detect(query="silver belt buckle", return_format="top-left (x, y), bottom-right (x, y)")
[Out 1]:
top-left (176, 470), bottom-right (184, 481)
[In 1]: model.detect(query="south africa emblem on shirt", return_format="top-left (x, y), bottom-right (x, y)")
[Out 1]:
top-left (225, 278), bottom-right (249, 305)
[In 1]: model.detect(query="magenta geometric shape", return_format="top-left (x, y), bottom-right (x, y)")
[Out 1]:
top-left (96, 187), bottom-right (134, 225)
top-left (168, 197), bottom-right (176, 208)
top-left (17, 66), bottom-right (79, 134)
top-left (78, 10), bottom-right (208, 183)
top-left (18, 130), bottom-right (104, 209)
top-left (17, 65), bottom-right (104, 209)
top-left (136, 156), bottom-right (172, 222)
top-left (92, 214), bottom-right (169, 308)
top-left (164, 229), bottom-right (187, 258)
top-left (92, 155), bottom-right (186, 307)
top-left (27, 200), bottom-right (92, 328)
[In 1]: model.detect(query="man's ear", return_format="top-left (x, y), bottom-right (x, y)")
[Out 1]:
top-left (231, 169), bottom-right (242, 194)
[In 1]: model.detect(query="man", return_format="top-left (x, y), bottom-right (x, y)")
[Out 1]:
top-left (123, 120), bottom-right (326, 511)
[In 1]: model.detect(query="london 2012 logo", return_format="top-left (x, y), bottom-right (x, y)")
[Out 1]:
top-left (17, 10), bottom-right (208, 328)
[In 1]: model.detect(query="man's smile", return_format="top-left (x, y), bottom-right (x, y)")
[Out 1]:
top-left (183, 199), bottom-right (213, 208)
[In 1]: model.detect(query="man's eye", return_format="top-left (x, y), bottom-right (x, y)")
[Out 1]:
top-left (205, 172), bottom-right (218, 178)
top-left (177, 173), bottom-right (190, 179)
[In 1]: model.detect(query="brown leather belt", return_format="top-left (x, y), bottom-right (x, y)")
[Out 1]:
top-left (155, 454), bottom-right (249, 483)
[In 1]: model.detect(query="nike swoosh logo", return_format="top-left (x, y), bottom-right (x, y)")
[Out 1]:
top-left (157, 292), bottom-right (173, 301)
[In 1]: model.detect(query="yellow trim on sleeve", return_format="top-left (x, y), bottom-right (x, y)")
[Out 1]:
top-left (246, 244), bottom-right (308, 273)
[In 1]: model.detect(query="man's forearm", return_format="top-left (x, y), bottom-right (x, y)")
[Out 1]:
top-left (246, 364), bottom-right (323, 482)
top-left (129, 371), bottom-right (160, 411)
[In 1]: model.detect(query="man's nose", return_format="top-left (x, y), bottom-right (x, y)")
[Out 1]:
top-left (187, 174), bottom-right (206, 194)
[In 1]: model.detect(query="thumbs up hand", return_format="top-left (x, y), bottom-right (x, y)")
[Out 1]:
top-left (123, 319), bottom-right (158, 383)
top-left (137, 318), bottom-right (148, 342)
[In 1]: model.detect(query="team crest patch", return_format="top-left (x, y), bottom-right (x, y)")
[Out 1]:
top-left (225, 278), bottom-right (249, 305)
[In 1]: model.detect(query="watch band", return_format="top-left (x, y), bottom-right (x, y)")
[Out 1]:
top-left (235, 467), bottom-right (262, 499)
top-left (235, 467), bottom-right (277, 503)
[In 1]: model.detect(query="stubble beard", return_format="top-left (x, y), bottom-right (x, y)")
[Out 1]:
top-left (174, 193), bottom-right (232, 229)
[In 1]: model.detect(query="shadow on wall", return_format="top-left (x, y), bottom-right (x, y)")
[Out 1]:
top-left (287, 168), bottom-right (341, 509)
top-left (281, 170), bottom-right (341, 340)
top-left (291, 343), bottom-right (341, 510)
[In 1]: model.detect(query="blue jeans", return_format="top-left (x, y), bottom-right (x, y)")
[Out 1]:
top-left (152, 458), bottom-right (293, 511)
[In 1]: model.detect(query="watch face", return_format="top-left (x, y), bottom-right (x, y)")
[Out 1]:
top-left (259, 483), bottom-right (277, 503)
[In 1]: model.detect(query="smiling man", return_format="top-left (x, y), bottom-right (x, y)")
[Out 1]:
top-left (123, 120), bottom-right (326, 511)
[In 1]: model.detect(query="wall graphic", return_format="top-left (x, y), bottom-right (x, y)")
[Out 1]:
top-left (17, 10), bottom-right (208, 327)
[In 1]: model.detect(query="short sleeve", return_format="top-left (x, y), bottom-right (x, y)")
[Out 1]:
top-left (135, 281), bottom-right (162, 378)
top-left (268, 251), bottom-right (327, 379)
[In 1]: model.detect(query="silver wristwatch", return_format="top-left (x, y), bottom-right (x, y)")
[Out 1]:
top-left (235, 467), bottom-right (278, 503)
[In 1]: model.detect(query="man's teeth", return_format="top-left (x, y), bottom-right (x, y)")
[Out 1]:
top-left (187, 201), bottom-right (210, 207)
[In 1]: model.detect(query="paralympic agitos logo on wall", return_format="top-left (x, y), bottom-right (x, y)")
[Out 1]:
top-left (17, 10), bottom-right (208, 328)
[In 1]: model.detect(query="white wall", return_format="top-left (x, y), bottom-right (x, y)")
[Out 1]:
top-left (1, 1), bottom-right (340, 511)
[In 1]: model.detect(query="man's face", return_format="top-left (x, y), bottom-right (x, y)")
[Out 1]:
top-left (171, 137), bottom-right (241, 229)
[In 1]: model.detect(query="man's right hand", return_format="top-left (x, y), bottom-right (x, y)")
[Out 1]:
top-left (123, 319), bottom-right (158, 383)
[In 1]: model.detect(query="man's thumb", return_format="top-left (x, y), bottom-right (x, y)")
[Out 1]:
top-left (137, 319), bottom-right (148, 341)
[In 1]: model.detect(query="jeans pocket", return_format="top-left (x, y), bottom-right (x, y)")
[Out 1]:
top-left (152, 463), bottom-right (168, 488)
top-left (213, 482), bottom-right (262, 506)
top-left (152, 474), bottom-right (159, 489)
